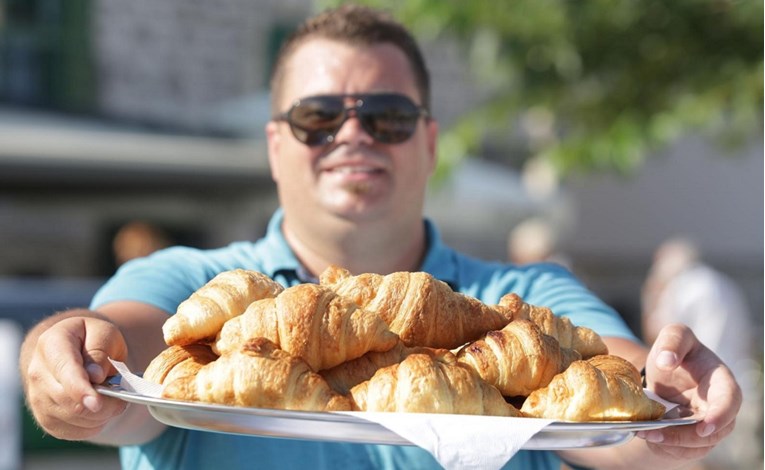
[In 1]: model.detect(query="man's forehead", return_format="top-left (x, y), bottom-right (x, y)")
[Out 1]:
top-left (278, 39), bottom-right (418, 104)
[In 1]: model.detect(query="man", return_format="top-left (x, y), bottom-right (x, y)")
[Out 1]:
top-left (20, 5), bottom-right (740, 469)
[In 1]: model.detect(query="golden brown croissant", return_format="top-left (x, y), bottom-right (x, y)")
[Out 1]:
top-left (214, 283), bottom-right (399, 371)
top-left (586, 354), bottom-right (643, 385)
top-left (319, 265), bottom-right (512, 349)
top-left (162, 338), bottom-right (352, 412)
top-left (163, 269), bottom-right (284, 346)
top-left (498, 293), bottom-right (607, 358)
top-left (349, 351), bottom-right (521, 417)
top-left (320, 341), bottom-right (447, 395)
top-left (143, 343), bottom-right (218, 386)
top-left (520, 354), bottom-right (666, 421)
top-left (456, 320), bottom-right (581, 397)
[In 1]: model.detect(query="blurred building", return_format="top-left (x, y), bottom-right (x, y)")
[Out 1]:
top-left (0, 0), bottom-right (482, 281)
top-left (0, 0), bottom-right (305, 282)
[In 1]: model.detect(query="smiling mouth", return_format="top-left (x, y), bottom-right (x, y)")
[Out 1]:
top-left (329, 166), bottom-right (382, 175)
top-left (325, 165), bottom-right (383, 195)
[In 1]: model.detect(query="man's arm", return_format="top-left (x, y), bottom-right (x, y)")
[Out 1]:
top-left (19, 301), bottom-right (170, 445)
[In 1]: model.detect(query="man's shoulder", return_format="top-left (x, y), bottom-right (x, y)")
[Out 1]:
top-left (91, 240), bottom-right (271, 312)
top-left (447, 251), bottom-right (575, 303)
top-left (452, 250), bottom-right (573, 281)
top-left (145, 240), bottom-right (266, 269)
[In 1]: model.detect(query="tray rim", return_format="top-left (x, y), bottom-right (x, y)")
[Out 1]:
top-left (96, 380), bottom-right (698, 445)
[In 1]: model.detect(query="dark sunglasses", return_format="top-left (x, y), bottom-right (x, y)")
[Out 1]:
top-left (275, 93), bottom-right (429, 146)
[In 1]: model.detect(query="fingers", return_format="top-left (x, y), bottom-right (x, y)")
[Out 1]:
top-left (639, 417), bottom-right (736, 447)
top-left (24, 315), bottom-right (129, 440)
top-left (692, 365), bottom-right (742, 438)
top-left (81, 317), bottom-right (128, 382)
top-left (644, 322), bottom-right (743, 460)
top-left (637, 417), bottom-right (736, 462)
top-left (646, 323), bottom-right (698, 373)
top-left (30, 379), bottom-right (128, 440)
top-left (645, 324), bottom-right (717, 395)
top-left (33, 319), bottom-right (99, 412)
top-left (60, 316), bottom-right (128, 410)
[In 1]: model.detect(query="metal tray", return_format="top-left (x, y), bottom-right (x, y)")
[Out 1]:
top-left (96, 380), bottom-right (697, 450)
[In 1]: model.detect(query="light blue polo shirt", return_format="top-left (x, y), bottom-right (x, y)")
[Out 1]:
top-left (92, 209), bottom-right (637, 470)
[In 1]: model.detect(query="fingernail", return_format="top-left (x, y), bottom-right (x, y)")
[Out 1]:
top-left (83, 395), bottom-right (101, 413)
top-left (86, 363), bottom-right (104, 381)
top-left (644, 430), bottom-right (664, 443)
top-left (656, 351), bottom-right (678, 369)
top-left (699, 423), bottom-right (715, 437)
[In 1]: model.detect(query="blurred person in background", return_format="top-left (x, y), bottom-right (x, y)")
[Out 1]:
top-left (19, 5), bottom-right (741, 470)
top-left (112, 221), bottom-right (172, 267)
top-left (642, 236), bottom-right (761, 469)
top-left (507, 217), bottom-right (571, 269)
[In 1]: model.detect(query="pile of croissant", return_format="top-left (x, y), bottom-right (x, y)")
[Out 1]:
top-left (143, 266), bottom-right (666, 422)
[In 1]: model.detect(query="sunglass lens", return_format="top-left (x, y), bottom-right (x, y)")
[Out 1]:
top-left (361, 95), bottom-right (420, 143)
top-left (288, 97), bottom-right (345, 145)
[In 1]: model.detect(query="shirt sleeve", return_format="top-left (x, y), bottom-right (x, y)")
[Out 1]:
top-left (515, 263), bottom-right (640, 342)
top-left (90, 247), bottom-right (215, 314)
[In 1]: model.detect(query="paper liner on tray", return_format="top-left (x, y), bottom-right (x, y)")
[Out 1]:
top-left (348, 411), bottom-right (552, 469)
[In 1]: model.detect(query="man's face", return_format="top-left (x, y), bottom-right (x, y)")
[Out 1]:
top-left (266, 39), bottom-right (438, 225)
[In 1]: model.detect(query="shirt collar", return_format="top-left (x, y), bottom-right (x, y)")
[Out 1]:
top-left (420, 219), bottom-right (459, 288)
top-left (257, 208), bottom-right (459, 286)
top-left (257, 208), bottom-right (303, 280)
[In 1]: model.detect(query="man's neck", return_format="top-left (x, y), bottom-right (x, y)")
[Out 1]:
top-left (282, 214), bottom-right (427, 277)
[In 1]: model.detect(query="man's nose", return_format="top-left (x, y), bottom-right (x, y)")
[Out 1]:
top-left (332, 108), bottom-right (375, 145)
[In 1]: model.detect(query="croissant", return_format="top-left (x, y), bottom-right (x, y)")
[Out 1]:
top-left (319, 265), bottom-right (512, 349)
top-left (349, 351), bottom-right (521, 417)
top-left (143, 343), bottom-right (218, 386)
top-left (498, 293), bottom-right (607, 358)
top-left (214, 283), bottom-right (399, 371)
top-left (320, 341), bottom-right (446, 395)
top-left (456, 320), bottom-right (581, 397)
top-left (520, 354), bottom-right (666, 421)
top-left (163, 269), bottom-right (284, 346)
top-left (586, 354), bottom-right (643, 385)
top-left (162, 338), bottom-right (352, 412)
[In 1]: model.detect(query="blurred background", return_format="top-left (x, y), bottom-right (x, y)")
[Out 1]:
top-left (0, 0), bottom-right (761, 469)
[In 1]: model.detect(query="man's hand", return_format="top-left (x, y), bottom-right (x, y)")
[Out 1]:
top-left (21, 312), bottom-right (129, 440)
top-left (638, 323), bottom-right (741, 461)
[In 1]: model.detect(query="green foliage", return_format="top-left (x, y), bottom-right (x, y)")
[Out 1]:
top-left (321, 0), bottom-right (763, 176)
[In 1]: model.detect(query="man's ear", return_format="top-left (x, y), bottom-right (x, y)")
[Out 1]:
top-left (265, 121), bottom-right (281, 182)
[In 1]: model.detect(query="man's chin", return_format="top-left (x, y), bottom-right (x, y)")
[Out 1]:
top-left (325, 201), bottom-right (384, 223)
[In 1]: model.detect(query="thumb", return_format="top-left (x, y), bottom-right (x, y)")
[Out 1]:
top-left (647, 323), bottom-right (697, 370)
top-left (645, 323), bottom-right (698, 394)
top-left (81, 318), bottom-right (128, 384)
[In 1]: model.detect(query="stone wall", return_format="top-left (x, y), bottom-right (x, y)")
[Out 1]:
top-left (92, 0), bottom-right (313, 132)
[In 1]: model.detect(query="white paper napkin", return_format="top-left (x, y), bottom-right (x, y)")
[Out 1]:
top-left (348, 411), bottom-right (553, 470)
top-left (644, 389), bottom-right (679, 413)
top-left (106, 359), bottom-right (553, 469)
top-left (109, 359), bottom-right (162, 396)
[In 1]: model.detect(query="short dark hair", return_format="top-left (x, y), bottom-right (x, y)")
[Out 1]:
top-left (270, 4), bottom-right (431, 114)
